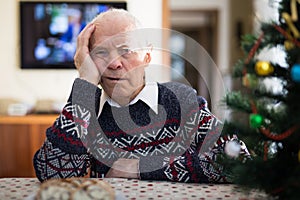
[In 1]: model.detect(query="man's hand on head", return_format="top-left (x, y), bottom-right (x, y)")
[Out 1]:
top-left (74, 23), bottom-right (100, 86)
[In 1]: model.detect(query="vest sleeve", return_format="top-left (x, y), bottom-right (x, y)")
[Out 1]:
top-left (33, 78), bottom-right (101, 181)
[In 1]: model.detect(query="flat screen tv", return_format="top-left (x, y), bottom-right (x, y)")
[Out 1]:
top-left (20, 1), bottom-right (127, 69)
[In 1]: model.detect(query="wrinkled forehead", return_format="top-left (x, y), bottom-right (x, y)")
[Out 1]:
top-left (91, 30), bottom-right (149, 50)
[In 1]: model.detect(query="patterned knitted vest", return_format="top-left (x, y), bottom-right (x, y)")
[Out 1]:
top-left (88, 83), bottom-right (201, 177)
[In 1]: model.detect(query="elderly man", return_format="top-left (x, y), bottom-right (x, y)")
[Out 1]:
top-left (34, 8), bottom-right (249, 183)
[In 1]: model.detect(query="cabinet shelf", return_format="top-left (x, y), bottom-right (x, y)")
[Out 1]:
top-left (0, 114), bottom-right (58, 177)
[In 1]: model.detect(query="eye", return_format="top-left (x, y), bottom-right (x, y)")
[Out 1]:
top-left (91, 48), bottom-right (109, 59)
top-left (96, 49), bottom-right (109, 57)
top-left (118, 47), bottom-right (133, 57)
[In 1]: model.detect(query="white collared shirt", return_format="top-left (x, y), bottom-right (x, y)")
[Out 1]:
top-left (98, 82), bottom-right (158, 117)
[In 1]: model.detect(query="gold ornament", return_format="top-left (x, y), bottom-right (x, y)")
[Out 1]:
top-left (291, 0), bottom-right (300, 21)
top-left (255, 61), bottom-right (274, 76)
top-left (282, 12), bottom-right (300, 38)
top-left (281, 1), bottom-right (300, 50)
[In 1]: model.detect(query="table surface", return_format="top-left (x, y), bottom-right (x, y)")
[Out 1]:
top-left (0, 178), bottom-right (269, 200)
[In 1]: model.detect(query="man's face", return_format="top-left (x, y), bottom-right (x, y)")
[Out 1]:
top-left (90, 26), bottom-right (151, 105)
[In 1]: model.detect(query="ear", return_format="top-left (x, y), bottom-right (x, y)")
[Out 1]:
top-left (143, 52), bottom-right (151, 64)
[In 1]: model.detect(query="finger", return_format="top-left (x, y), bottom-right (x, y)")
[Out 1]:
top-left (77, 23), bottom-right (95, 49)
top-left (74, 24), bottom-right (95, 68)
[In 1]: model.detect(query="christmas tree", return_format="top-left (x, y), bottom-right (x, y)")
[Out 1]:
top-left (221, 0), bottom-right (300, 199)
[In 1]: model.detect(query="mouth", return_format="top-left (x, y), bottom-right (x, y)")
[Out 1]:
top-left (104, 76), bottom-right (126, 82)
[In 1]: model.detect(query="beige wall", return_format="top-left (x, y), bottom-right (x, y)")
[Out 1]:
top-left (0, 0), bottom-right (164, 107)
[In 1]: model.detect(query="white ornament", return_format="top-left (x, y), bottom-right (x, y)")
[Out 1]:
top-left (225, 141), bottom-right (241, 158)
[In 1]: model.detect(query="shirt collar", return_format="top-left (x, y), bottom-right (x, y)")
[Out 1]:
top-left (98, 82), bottom-right (158, 116)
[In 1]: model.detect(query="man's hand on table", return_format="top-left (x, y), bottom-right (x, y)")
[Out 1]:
top-left (105, 158), bottom-right (139, 179)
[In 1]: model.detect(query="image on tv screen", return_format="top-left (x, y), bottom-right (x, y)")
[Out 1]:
top-left (20, 1), bottom-right (127, 69)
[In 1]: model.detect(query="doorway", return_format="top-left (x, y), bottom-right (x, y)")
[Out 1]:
top-left (170, 10), bottom-right (218, 108)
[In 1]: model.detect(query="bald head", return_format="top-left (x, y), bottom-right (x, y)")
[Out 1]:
top-left (89, 9), bottom-right (142, 48)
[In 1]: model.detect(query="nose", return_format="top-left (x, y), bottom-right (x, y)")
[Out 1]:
top-left (107, 50), bottom-right (123, 70)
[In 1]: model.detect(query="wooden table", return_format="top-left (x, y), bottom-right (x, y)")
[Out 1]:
top-left (0, 178), bottom-right (268, 200)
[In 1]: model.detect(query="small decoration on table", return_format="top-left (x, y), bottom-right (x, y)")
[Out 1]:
top-left (35, 178), bottom-right (115, 200)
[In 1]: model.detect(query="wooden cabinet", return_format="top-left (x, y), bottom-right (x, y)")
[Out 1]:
top-left (0, 115), bottom-right (58, 177)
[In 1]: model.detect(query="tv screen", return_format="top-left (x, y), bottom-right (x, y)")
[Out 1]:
top-left (20, 1), bottom-right (127, 69)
